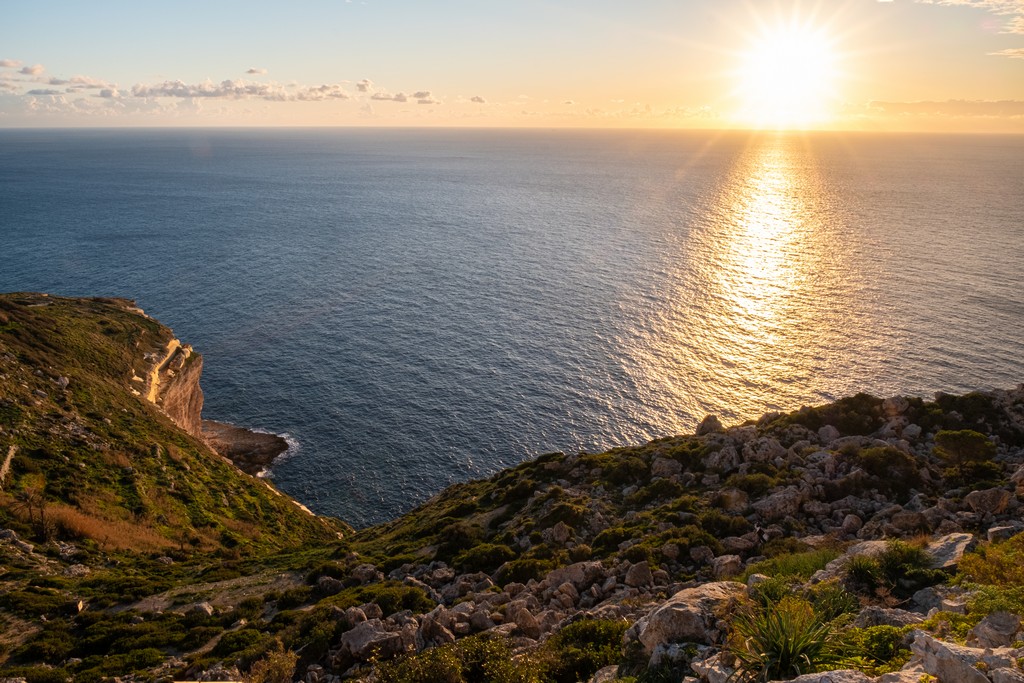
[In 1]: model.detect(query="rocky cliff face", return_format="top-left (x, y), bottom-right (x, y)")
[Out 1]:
top-left (148, 341), bottom-right (205, 439)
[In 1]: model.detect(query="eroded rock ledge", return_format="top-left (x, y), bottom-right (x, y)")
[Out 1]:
top-left (201, 419), bottom-right (289, 475)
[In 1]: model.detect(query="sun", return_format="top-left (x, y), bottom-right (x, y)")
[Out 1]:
top-left (733, 21), bottom-right (839, 129)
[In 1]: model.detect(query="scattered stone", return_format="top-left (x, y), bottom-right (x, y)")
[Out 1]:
top-left (926, 533), bottom-right (977, 569)
top-left (964, 487), bottom-right (1012, 515)
top-left (787, 671), bottom-right (872, 683)
top-left (910, 631), bottom-right (1015, 683)
top-left (625, 561), bottom-right (653, 588)
top-left (711, 555), bottom-right (741, 579)
top-left (967, 611), bottom-right (1022, 648)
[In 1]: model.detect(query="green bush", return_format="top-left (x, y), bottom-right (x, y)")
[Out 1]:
top-left (729, 596), bottom-right (843, 682)
top-left (455, 543), bottom-right (517, 573)
top-left (934, 430), bottom-right (999, 486)
top-left (845, 541), bottom-right (944, 599)
top-left (842, 626), bottom-right (911, 675)
top-left (540, 619), bottom-right (629, 683)
top-left (375, 634), bottom-right (540, 683)
top-left (725, 473), bottom-right (777, 497)
top-left (498, 558), bottom-right (557, 585)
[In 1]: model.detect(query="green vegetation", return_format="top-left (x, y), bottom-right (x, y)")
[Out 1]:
top-left (374, 619), bottom-right (628, 683)
top-left (933, 429), bottom-right (1000, 486)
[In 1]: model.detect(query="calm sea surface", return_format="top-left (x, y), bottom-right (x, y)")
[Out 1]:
top-left (1, 128), bottom-right (1022, 526)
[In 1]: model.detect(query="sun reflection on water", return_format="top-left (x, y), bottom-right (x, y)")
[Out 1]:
top-left (628, 135), bottom-right (876, 432)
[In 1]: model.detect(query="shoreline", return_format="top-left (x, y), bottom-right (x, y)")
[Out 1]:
top-left (201, 419), bottom-right (290, 476)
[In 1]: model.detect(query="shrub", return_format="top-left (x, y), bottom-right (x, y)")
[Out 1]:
top-left (498, 558), bottom-right (557, 585)
top-left (375, 634), bottom-right (539, 683)
top-left (243, 643), bottom-right (298, 683)
top-left (725, 473), bottom-right (777, 497)
top-left (845, 541), bottom-right (944, 599)
top-left (958, 533), bottom-right (1024, 587)
top-left (697, 509), bottom-right (750, 537)
top-left (808, 582), bottom-right (859, 623)
top-left (454, 543), bottom-right (517, 573)
top-left (933, 430), bottom-right (999, 485)
top-left (729, 596), bottom-right (843, 682)
top-left (843, 626), bottom-right (912, 675)
top-left (540, 619), bottom-right (629, 683)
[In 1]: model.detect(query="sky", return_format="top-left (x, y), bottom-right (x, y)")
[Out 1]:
top-left (1, 0), bottom-right (1022, 131)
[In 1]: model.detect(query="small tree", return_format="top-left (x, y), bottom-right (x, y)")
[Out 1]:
top-left (933, 429), bottom-right (998, 484)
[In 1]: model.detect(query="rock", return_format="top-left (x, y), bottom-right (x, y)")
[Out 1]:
top-left (967, 611), bottom-right (1022, 648)
top-left (625, 561), bottom-right (653, 588)
top-left (188, 602), bottom-right (215, 618)
top-left (841, 514), bottom-right (863, 535)
top-left (989, 524), bottom-right (1024, 543)
top-left (339, 619), bottom-right (405, 661)
top-left (711, 555), bottom-right (742, 579)
top-left (417, 607), bottom-right (456, 648)
top-left (630, 581), bottom-right (746, 655)
top-left (902, 423), bottom-right (922, 440)
top-left (550, 521), bottom-right (572, 545)
top-left (964, 487), bottom-right (1012, 515)
top-left (652, 457), bottom-right (682, 478)
top-left (852, 606), bottom-right (924, 628)
top-left (992, 668), bottom-right (1024, 683)
top-left (751, 486), bottom-right (806, 521)
top-left (787, 671), bottom-right (872, 683)
top-left (690, 653), bottom-right (734, 683)
top-left (890, 511), bottom-right (928, 533)
top-left (818, 424), bottom-right (841, 444)
top-left (317, 575), bottom-right (344, 595)
top-left (926, 533), bottom-right (976, 569)
top-left (704, 445), bottom-right (740, 472)
top-left (883, 396), bottom-right (910, 416)
top-left (588, 666), bottom-right (619, 683)
top-left (910, 631), bottom-right (1015, 683)
top-left (721, 535), bottom-right (756, 555)
top-left (508, 603), bottom-right (541, 639)
top-left (696, 415), bottom-right (724, 436)
top-left (351, 563), bottom-right (383, 585)
top-left (544, 561), bottom-right (605, 591)
top-left (690, 545), bottom-right (715, 566)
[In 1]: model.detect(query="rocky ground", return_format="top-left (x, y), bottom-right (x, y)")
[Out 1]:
top-left (3, 292), bottom-right (1024, 683)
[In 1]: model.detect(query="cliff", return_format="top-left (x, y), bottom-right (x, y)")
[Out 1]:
top-left (3, 292), bottom-right (1024, 683)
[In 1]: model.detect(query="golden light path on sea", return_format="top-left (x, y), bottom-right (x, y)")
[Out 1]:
top-left (627, 134), bottom-right (881, 433)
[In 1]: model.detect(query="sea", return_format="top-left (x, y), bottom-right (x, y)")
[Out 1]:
top-left (1, 128), bottom-right (1022, 527)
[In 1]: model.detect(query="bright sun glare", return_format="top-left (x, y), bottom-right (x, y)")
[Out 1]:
top-left (735, 22), bottom-right (839, 129)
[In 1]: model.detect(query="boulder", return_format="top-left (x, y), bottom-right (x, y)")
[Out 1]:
top-left (652, 457), bottom-right (682, 478)
top-left (967, 611), bottom-right (1022, 648)
top-left (964, 487), bottom-right (1012, 515)
top-left (992, 669), bottom-right (1024, 683)
top-left (751, 486), bottom-right (806, 521)
top-left (630, 581), bottom-right (746, 655)
top-left (588, 666), bottom-right (619, 683)
top-left (625, 561), bottom-right (653, 588)
top-left (926, 533), bottom-right (976, 569)
top-left (696, 415), bottom-right (724, 436)
top-left (711, 555), bottom-right (742, 579)
top-left (339, 619), bottom-right (405, 661)
top-left (508, 603), bottom-right (541, 639)
top-left (910, 631), bottom-right (1015, 683)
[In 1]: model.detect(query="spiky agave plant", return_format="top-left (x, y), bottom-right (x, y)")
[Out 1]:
top-left (728, 596), bottom-right (844, 682)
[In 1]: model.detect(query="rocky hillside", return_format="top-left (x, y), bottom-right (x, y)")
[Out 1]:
top-left (2, 293), bottom-right (1024, 683)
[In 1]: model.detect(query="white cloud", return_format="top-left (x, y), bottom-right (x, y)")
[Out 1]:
top-left (356, 79), bottom-right (373, 92)
top-left (27, 88), bottom-right (62, 96)
top-left (563, 100), bottom-right (574, 105)
top-left (0, 59), bottom-right (22, 68)
top-left (19, 64), bottom-right (45, 75)
top-left (412, 90), bottom-right (431, 99)
top-left (989, 46), bottom-right (1024, 57)
top-left (470, 95), bottom-right (486, 104)
top-left (295, 84), bottom-right (350, 100)
top-left (246, 67), bottom-right (268, 75)
top-left (98, 88), bottom-right (121, 99)
top-left (918, 0), bottom-right (1024, 35)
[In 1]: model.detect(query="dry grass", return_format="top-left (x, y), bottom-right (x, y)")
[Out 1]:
top-left (47, 503), bottom-right (175, 551)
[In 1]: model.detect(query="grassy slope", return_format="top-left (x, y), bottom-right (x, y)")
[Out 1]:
top-left (0, 293), bottom-right (344, 554)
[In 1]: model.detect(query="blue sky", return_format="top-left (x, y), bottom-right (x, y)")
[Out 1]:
top-left (2, 0), bottom-right (1022, 129)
